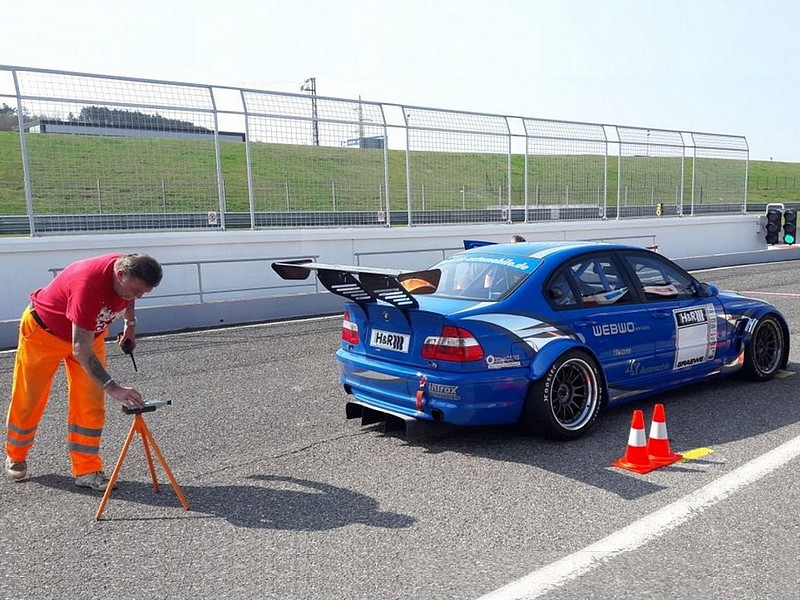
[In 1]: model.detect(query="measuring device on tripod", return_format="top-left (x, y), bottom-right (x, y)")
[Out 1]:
top-left (96, 397), bottom-right (188, 520)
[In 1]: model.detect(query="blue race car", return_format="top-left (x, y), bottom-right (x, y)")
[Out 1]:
top-left (273, 241), bottom-right (790, 439)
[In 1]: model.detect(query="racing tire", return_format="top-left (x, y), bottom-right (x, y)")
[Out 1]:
top-left (519, 349), bottom-right (603, 440)
top-left (740, 314), bottom-right (785, 381)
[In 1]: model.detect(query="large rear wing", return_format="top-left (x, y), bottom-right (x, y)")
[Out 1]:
top-left (271, 261), bottom-right (441, 310)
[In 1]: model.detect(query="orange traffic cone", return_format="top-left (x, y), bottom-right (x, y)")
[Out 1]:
top-left (612, 409), bottom-right (658, 474)
top-left (647, 403), bottom-right (682, 466)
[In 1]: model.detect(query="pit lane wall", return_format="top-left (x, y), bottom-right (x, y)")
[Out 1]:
top-left (0, 214), bottom-right (791, 350)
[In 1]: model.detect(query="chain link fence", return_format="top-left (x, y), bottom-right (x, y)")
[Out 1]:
top-left (688, 132), bottom-right (749, 215)
top-left (2, 67), bottom-right (224, 233)
top-left (242, 90), bottom-right (389, 227)
top-left (523, 118), bottom-right (608, 221)
top-left (0, 65), bottom-right (749, 235)
top-left (404, 107), bottom-right (511, 225)
top-left (615, 126), bottom-right (686, 218)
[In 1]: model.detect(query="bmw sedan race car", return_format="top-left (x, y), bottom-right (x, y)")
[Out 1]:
top-left (273, 241), bottom-right (790, 440)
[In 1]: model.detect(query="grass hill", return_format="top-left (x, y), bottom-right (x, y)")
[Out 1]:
top-left (0, 131), bottom-right (797, 215)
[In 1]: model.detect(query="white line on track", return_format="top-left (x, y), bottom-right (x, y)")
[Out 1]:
top-left (733, 290), bottom-right (800, 298)
top-left (691, 259), bottom-right (800, 275)
top-left (477, 433), bottom-right (800, 600)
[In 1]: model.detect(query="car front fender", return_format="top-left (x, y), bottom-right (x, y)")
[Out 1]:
top-left (740, 309), bottom-right (791, 369)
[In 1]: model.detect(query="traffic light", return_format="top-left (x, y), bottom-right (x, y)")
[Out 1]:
top-left (783, 208), bottom-right (797, 245)
top-left (765, 207), bottom-right (782, 245)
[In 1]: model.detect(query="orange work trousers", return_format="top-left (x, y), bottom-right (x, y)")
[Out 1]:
top-left (6, 306), bottom-right (108, 477)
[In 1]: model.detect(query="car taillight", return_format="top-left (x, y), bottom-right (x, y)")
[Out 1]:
top-left (342, 310), bottom-right (359, 344)
top-left (422, 325), bottom-right (484, 362)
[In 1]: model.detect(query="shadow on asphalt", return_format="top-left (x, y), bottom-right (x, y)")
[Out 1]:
top-left (353, 365), bottom-right (800, 501)
top-left (32, 473), bottom-right (416, 530)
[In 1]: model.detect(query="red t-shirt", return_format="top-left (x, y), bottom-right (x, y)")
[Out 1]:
top-left (30, 253), bottom-right (131, 341)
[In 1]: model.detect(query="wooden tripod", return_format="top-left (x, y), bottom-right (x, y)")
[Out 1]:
top-left (95, 411), bottom-right (190, 520)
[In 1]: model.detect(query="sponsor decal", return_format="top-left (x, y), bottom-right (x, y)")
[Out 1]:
top-left (675, 356), bottom-right (705, 368)
top-left (613, 347), bottom-right (632, 357)
top-left (369, 329), bottom-right (410, 353)
top-left (675, 307), bottom-right (708, 327)
top-left (673, 304), bottom-right (717, 369)
top-left (485, 354), bottom-right (522, 369)
top-left (447, 255), bottom-right (532, 272)
top-left (428, 383), bottom-right (461, 401)
top-left (625, 360), bottom-right (672, 377)
top-left (591, 322), bottom-right (636, 337)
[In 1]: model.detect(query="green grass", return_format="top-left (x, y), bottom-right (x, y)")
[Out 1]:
top-left (0, 130), bottom-right (797, 215)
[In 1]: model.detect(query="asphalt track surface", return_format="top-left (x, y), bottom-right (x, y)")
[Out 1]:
top-left (2, 261), bottom-right (800, 600)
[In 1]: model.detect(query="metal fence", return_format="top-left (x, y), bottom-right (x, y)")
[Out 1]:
top-left (523, 119), bottom-right (609, 221)
top-left (0, 65), bottom-right (750, 235)
top-left (617, 126), bottom-right (686, 218)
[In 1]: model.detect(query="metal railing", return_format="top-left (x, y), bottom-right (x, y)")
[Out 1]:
top-left (48, 256), bottom-right (322, 305)
top-left (0, 65), bottom-right (749, 235)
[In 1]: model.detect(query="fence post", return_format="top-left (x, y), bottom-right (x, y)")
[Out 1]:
top-left (13, 71), bottom-right (36, 236)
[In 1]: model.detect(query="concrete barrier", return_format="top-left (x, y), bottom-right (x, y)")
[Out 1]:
top-left (0, 214), bottom-right (780, 350)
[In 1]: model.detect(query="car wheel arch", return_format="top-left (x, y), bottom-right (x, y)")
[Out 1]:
top-left (527, 341), bottom-right (609, 409)
top-left (741, 309), bottom-right (791, 371)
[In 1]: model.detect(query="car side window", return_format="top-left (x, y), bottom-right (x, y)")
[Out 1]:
top-left (569, 256), bottom-right (632, 307)
top-left (439, 260), bottom-right (527, 301)
top-left (546, 271), bottom-right (579, 307)
top-left (546, 254), bottom-right (632, 309)
top-left (622, 253), bottom-right (695, 301)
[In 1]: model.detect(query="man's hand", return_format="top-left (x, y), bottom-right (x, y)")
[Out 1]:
top-left (105, 382), bottom-right (146, 411)
top-left (116, 332), bottom-right (138, 371)
top-left (117, 330), bottom-right (136, 352)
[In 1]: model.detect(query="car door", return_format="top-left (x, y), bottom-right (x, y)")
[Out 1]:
top-left (618, 250), bottom-right (726, 387)
top-left (545, 252), bottom-right (657, 401)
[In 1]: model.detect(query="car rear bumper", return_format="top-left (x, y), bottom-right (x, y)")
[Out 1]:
top-left (336, 350), bottom-right (529, 426)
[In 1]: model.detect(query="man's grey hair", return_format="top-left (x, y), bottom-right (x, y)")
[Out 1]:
top-left (116, 254), bottom-right (163, 287)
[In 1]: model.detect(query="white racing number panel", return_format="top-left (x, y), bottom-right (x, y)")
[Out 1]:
top-left (673, 304), bottom-right (717, 369)
top-left (370, 329), bottom-right (411, 353)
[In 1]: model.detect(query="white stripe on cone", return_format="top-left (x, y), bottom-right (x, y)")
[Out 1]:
top-left (628, 427), bottom-right (646, 447)
top-left (650, 420), bottom-right (668, 440)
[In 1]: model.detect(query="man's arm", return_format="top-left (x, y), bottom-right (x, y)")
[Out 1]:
top-left (123, 301), bottom-right (135, 324)
top-left (119, 301), bottom-right (136, 348)
top-left (72, 324), bottom-right (145, 409)
top-left (72, 325), bottom-right (113, 384)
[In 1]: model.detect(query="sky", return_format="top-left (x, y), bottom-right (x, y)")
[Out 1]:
top-left (2, 0), bottom-right (798, 161)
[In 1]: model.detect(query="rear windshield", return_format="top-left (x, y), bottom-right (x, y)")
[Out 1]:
top-left (432, 255), bottom-right (535, 301)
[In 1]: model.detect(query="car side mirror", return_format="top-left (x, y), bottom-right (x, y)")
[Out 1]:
top-left (696, 282), bottom-right (718, 298)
